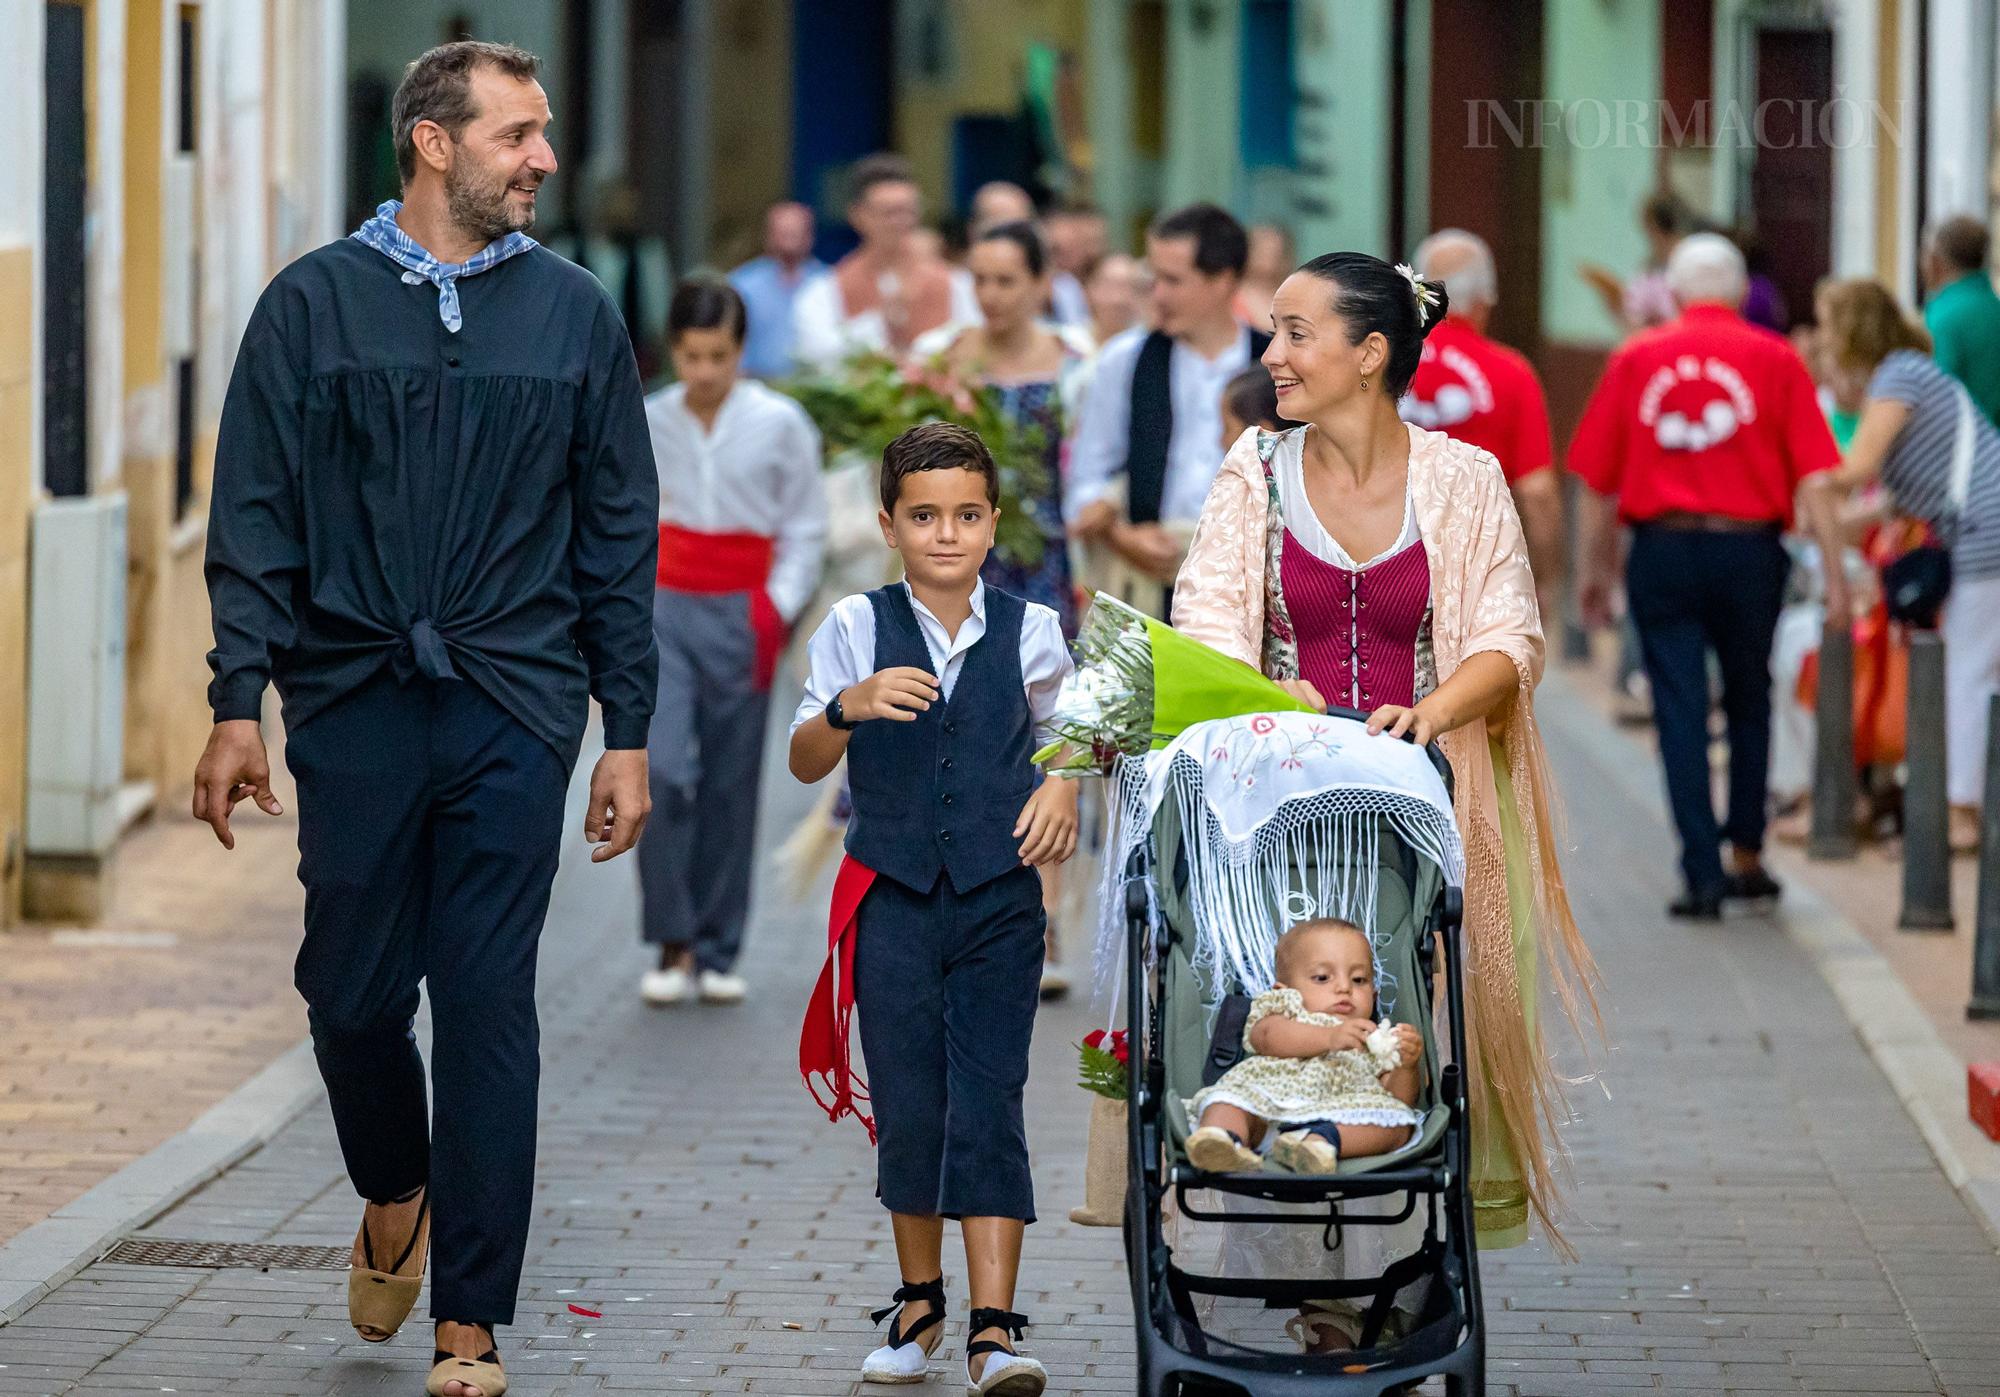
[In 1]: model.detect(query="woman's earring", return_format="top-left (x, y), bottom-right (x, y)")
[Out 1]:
top-left (1360, 377), bottom-right (1369, 391)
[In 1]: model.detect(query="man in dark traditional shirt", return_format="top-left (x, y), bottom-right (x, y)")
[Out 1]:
top-left (192, 42), bottom-right (657, 1396)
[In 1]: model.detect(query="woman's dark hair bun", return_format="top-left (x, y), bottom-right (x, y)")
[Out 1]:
top-left (1294, 252), bottom-right (1449, 396)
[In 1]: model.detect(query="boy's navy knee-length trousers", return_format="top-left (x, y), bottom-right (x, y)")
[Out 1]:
top-left (853, 865), bottom-right (1045, 1223)
top-left (286, 669), bottom-right (571, 1327)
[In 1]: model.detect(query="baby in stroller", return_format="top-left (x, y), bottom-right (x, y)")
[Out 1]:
top-left (1183, 919), bottom-right (1424, 1176)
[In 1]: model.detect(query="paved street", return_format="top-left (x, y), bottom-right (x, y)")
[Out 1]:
top-left (1, 689), bottom-right (1998, 1396)
top-left (0, 785), bottom-right (306, 1246)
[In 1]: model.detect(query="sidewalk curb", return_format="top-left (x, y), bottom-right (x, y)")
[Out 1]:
top-left (0, 754), bottom-right (609, 1328)
top-left (0, 1036), bottom-right (322, 1325)
top-left (1539, 668), bottom-right (2000, 1250)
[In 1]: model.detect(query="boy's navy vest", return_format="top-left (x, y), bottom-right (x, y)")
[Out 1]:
top-left (844, 584), bottom-right (1037, 894)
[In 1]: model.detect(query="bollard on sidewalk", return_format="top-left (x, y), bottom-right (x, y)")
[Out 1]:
top-left (1899, 630), bottom-right (1954, 930)
top-left (1809, 621), bottom-right (1858, 861)
top-left (1968, 694), bottom-right (2000, 1019)
top-left (1560, 474), bottom-right (1592, 663)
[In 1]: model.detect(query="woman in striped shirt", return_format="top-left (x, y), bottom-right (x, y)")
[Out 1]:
top-left (1805, 278), bottom-right (2000, 850)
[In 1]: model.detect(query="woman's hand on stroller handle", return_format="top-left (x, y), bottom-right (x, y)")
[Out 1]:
top-left (1271, 681), bottom-right (1443, 747)
top-left (1365, 701), bottom-right (1439, 746)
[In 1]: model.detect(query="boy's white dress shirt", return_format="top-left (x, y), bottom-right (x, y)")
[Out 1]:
top-left (790, 580), bottom-right (1072, 734)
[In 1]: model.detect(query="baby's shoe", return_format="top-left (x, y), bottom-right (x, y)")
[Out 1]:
top-left (1186, 1126), bottom-right (1262, 1174)
top-left (1269, 1124), bottom-right (1341, 1175)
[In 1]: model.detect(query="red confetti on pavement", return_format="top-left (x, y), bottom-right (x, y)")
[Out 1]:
top-left (567, 1304), bottom-right (603, 1318)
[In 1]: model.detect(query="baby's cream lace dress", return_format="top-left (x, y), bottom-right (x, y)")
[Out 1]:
top-left (1186, 988), bottom-right (1421, 1129)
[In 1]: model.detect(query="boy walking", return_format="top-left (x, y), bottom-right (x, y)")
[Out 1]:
top-left (790, 423), bottom-right (1076, 1394)
top-left (637, 279), bottom-right (827, 1006)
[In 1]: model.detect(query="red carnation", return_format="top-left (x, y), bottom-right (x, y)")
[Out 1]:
top-left (1083, 1029), bottom-right (1106, 1050)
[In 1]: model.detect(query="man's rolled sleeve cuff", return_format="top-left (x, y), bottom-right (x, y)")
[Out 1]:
top-left (601, 711), bottom-right (651, 750)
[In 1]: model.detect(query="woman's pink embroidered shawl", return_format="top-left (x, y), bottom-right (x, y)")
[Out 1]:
top-left (1173, 423), bottom-right (1598, 1246)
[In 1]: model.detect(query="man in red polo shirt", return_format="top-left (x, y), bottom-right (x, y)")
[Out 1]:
top-left (1572, 233), bottom-right (1845, 920)
top-left (1405, 229), bottom-right (1563, 613)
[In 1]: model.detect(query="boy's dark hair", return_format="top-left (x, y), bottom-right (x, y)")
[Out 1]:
top-left (1223, 366), bottom-right (1282, 432)
top-left (392, 41), bottom-right (541, 186)
top-left (847, 153), bottom-right (918, 208)
top-left (975, 220), bottom-right (1047, 278)
top-left (880, 422), bottom-right (999, 513)
top-left (667, 277), bottom-right (747, 346)
top-left (1149, 202), bottom-right (1250, 278)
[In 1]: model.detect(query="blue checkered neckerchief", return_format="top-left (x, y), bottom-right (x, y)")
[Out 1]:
top-left (350, 199), bottom-right (537, 333)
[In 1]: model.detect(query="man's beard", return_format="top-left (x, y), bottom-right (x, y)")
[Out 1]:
top-left (445, 157), bottom-right (536, 241)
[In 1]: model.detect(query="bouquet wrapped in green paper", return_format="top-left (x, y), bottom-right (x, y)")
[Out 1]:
top-left (1034, 593), bottom-right (1320, 775)
top-left (779, 351), bottom-right (1051, 568)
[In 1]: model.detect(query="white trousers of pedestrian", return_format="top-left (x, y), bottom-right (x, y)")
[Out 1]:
top-left (1943, 572), bottom-right (2000, 806)
top-left (1768, 600), bottom-right (1824, 803)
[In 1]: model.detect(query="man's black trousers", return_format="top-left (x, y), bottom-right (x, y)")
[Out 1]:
top-left (1625, 524), bottom-right (1790, 898)
top-left (287, 669), bottom-right (571, 1327)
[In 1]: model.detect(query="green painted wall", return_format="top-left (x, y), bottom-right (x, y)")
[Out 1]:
top-left (1161, 0), bottom-right (1244, 210)
top-left (1289, 0), bottom-right (1393, 257)
top-left (1539, 0), bottom-right (1662, 345)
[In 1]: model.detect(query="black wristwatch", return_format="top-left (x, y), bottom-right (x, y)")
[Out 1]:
top-left (825, 692), bottom-right (858, 731)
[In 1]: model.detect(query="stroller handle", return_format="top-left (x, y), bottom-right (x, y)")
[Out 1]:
top-left (1317, 704), bottom-right (1455, 792)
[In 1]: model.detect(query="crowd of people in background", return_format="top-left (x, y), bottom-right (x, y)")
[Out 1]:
top-left (1571, 194), bottom-right (2000, 910)
top-left (626, 152), bottom-right (2000, 973)
top-left (201, 42), bottom-right (2000, 1396)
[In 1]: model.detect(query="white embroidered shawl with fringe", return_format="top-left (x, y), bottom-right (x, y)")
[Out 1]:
top-left (1096, 710), bottom-right (1463, 1014)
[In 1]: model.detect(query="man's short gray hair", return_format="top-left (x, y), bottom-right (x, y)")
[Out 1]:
top-left (1413, 228), bottom-right (1497, 308)
top-left (1665, 232), bottom-right (1748, 307)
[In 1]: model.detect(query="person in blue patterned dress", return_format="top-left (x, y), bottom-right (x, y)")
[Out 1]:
top-left (916, 220), bottom-right (1085, 638)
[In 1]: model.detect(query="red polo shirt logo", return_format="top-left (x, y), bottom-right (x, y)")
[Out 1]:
top-left (1404, 342), bottom-right (1495, 430)
top-left (1567, 305), bottom-right (1838, 524)
top-left (1398, 316), bottom-right (1554, 483)
top-left (1640, 355), bottom-right (1759, 452)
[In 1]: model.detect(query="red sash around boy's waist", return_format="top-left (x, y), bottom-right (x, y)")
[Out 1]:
top-left (800, 854), bottom-right (879, 1141)
top-left (656, 523), bottom-right (775, 592)
top-left (655, 523), bottom-right (788, 692)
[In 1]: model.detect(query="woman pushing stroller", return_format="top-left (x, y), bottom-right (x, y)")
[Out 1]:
top-left (1173, 250), bottom-right (1597, 1249)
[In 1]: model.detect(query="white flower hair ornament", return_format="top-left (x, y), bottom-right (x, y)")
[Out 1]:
top-left (1395, 262), bottom-right (1440, 327)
